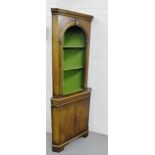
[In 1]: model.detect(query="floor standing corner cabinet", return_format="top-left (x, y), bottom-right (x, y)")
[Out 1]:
top-left (51, 8), bottom-right (93, 152)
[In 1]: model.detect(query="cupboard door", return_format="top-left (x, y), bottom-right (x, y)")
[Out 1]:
top-left (58, 97), bottom-right (90, 143)
top-left (59, 103), bottom-right (75, 143)
top-left (75, 97), bottom-right (90, 135)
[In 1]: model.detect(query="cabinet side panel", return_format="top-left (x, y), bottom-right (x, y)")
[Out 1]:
top-left (52, 15), bottom-right (60, 96)
top-left (75, 19), bottom-right (92, 89)
top-left (76, 97), bottom-right (90, 134)
top-left (52, 106), bottom-right (60, 145)
top-left (83, 21), bottom-right (91, 89)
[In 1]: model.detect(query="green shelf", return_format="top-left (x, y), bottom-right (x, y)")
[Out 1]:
top-left (63, 69), bottom-right (84, 95)
top-left (64, 26), bottom-right (86, 47)
top-left (63, 67), bottom-right (84, 71)
top-left (63, 48), bottom-right (84, 70)
top-left (63, 46), bottom-right (85, 48)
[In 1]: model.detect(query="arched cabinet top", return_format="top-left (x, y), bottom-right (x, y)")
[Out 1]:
top-left (59, 21), bottom-right (89, 44)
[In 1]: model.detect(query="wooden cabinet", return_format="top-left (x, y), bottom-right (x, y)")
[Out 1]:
top-left (51, 8), bottom-right (93, 152)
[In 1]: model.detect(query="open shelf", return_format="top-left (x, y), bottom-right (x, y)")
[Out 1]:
top-left (63, 69), bottom-right (84, 95)
top-left (63, 48), bottom-right (84, 70)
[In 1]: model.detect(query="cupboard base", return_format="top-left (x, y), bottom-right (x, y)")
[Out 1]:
top-left (51, 88), bottom-right (91, 152)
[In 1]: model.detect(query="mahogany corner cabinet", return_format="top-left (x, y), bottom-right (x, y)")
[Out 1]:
top-left (50, 8), bottom-right (93, 152)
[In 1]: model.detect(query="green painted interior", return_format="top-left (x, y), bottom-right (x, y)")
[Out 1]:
top-left (62, 26), bottom-right (86, 95)
top-left (63, 48), bottom-right (84, 70)
top-left (63, 69), bottom-right (84, 95)
top-left (63, 26), bottom-right (86, 47)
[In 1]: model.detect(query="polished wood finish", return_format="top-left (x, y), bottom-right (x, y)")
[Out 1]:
top-left (51, 89), bottom-right (91, 151)
top-left (51, 8), bottom-right (93, 152)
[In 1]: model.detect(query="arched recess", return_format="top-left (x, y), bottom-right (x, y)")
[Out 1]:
top-left (60, 24), bottom-right (88, 95)
top-left (59, 21), bottom-right (89, 43)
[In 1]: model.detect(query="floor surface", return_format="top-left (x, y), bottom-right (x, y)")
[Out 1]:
top-left (46, 132), bottom-right (108, 155)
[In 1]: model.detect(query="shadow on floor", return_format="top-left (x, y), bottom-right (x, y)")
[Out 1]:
top-left (46, 132), bottom-right (108, 155)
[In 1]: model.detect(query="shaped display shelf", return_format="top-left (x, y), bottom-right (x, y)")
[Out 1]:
top-left (63, 46), bottom-right (86, 48)
top-left (63, 67), bottom-right (84, 71)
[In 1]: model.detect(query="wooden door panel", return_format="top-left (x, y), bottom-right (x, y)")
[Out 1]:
top-left (75, 98), bottom-right (90, 135)
top-left (59, 103), bottom-right (75, 143)
top-left (58, 97), bottom-right (90, 143)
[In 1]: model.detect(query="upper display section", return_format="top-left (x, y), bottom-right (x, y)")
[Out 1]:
top-left (51, 8), bottom-right (93, 21)
top-left (51, 8), bottom-right (93, 97)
